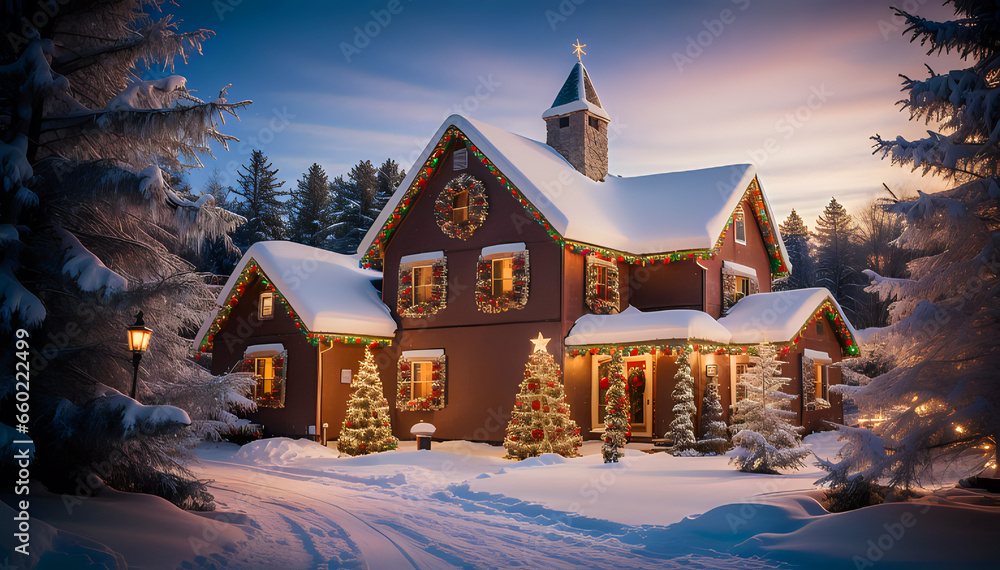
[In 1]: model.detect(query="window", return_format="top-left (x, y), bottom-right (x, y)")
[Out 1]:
top-left (559, 116), bottom-right (569, 128)
top-left (258, 292), bottom-right (274, 320)
top-left (816, 320), bottom-right (824, 335)
top-left (452, 148), bottom-right (468, 171)
top-left (397, 350), bottom-right (446, 411)
top-left (721, 261), bottom-right (759, 315)
top-left (591, 354), bottom-right (653, 437)
top-left (588, 116), bottom-right (600, 129)
top-left (398, 253), bottom-right (447, 318)
top-left (735, 363), bottom-right (753, 401)
top-left (735, 277), bottom-right (751, 301)
top-left (242, 347), bottom-right (286, 408)
top-left (476, 245), bottom-right (529, 313)
top-left (452, 190), bottom-right (469, 224)
top-left (802, 350), bottom-right (832, 410)
top-left (734, 209), bottom-right (746, 245)
top-left (585, 256), bottom-right (620, 314)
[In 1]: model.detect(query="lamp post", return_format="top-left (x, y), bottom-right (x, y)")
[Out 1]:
top-left (126, 311), bottom-right (152, 401)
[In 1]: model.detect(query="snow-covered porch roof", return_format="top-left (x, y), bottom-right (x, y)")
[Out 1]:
top-left (565, 306), bottom-right (733, 347)
top-left (195, 241), bottom-right (397, 356)
top-left (717, 288), bottom-right (860, 355)
top-left (359, 115), bottom-right (790, 274)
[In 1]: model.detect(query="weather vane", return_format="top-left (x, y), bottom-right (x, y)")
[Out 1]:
top-left (573, 39), bottom-right (587, 62)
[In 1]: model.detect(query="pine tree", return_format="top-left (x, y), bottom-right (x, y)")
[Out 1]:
top-left (872, 2), bottom-right (1000, 182)
top-left (813, 198), bottom-right (862, 320)
top-left (373, 158), bottom-right (405, 215)
top-left (697, 380), bottom-right (731, 455)
top-left (668, 349), bottom-right (697, 453)
top-left (730, 343), bottom-right (809, 474)
top-left (503, 344), bottom-right (582, 459)
top-left (288, 163), bottom-right (333, 247)
top-left (826, 1), bottom-right (1000, 494)
top-left (231, 150), bottom-right (288, 250)
top-left (0, 0), bottom-right (250, 508)
top-left (192, 169), bottom-right (242, 275)
top-left (775, 209), bottom-right (813, 291)
top-left (601, 350), bottom-right (630, 463)
top-left (328, 158), bottom-right (404, 254)
top-left (337, 349), bottom-right (398, 456)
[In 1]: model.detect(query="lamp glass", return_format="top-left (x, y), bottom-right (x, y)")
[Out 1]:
top-left (128, 327), bottom-right (152, 352)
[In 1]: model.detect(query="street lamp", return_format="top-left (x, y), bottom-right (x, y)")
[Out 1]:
top-left (126, 311), bottom-right (152, 400)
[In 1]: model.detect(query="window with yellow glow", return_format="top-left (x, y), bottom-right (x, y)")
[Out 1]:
top-left (452, 190), bottom-right (469, 224)
top-left (413, 265), bottom-right (434, 305)
top-left (259, 292), bottom-right (274, 320)
top-left (491, 257), bottom-right (513, 297)
top-left (412, 361), bottom-right (434, 400)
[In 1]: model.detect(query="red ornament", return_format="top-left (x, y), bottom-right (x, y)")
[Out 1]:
top-left (531, 400), bottom-right (541, 411)
top-left (532, 429), bottom-right (544, 440)
top-left (599, 377), bottom-right (609, 390)
top-left (630, 348), bottom-right (639, 356)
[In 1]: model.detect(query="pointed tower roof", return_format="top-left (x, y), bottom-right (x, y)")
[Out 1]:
top-left (542, 62), bottom-right (610, 121)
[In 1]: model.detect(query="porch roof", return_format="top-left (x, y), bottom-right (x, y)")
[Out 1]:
top-left (565, 306), bottom-right (732, 346)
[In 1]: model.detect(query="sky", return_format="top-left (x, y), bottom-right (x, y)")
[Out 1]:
top-left (165, 0), bottom-right (967, 227)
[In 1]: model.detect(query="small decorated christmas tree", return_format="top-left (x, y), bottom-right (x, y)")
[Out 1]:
top-left (602, 349), bottom-right (630, 463)
top-left (503, 333), bottom-right (582, 459)
top-left (337, 348), bottom-right (399, 456)
top-left (730, 342), bottom-right (808, 473)
top-left (669, 348), bottom-right (697, 453)
top-left (697, 379), bottom-right (731, 455)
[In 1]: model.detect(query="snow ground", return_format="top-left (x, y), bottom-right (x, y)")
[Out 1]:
top-left (5, 433), bottom-right (999, 569)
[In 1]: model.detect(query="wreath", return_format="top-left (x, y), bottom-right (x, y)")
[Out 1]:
top-left (397, 258), bottom-right (447, 318)
top-left (475, 250), bottom-right (530, 313)
top-left (434, 174), bottom-right (488, 240)
top-left (397, 355), bottom-right (446, 411)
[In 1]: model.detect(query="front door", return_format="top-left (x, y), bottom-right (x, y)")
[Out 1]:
top-left (592, 354), bottom-right (653, 437)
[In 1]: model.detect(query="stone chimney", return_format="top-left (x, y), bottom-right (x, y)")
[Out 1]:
top-left (542, 62), bottom-right (610, 182)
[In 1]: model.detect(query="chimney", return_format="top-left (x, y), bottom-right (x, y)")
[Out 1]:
top-left (542, 61), bottom-right (610, 182)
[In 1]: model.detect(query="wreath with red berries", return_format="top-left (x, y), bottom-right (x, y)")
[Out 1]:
top-left (434, 174), bottom-right (488, 240)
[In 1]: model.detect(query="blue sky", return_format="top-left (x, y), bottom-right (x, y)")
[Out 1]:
top-left (166, 0), bottom-right (964, 226)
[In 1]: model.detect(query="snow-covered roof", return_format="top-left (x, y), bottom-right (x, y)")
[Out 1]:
top-left (542, 62), bottom-right (610, 121)
top-left (565, 306), bottom-right (733, 346)
top-left (718, 288), bottom-right (860, 346)
top-left (360, 115), bottom-right (788, 263)
top-left (196, 242), bottom-right (396, 347)
top-left (245, 343), bottom-right (285, 357)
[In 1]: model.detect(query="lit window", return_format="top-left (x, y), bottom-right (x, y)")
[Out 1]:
top-left (413, 265), bottom-right (434, 305)
top-left (411, 361), bottom-right (434, 399)
top-left (586, 257), bottom-right (619, 314)
top-left (259, 292), bottom-right (274, 320)
top-left (243, 351), bottom-right (286, 408)
top-left (452, 190), bottom-right (469, 224)
top-left (734, 210), bottom-right (746, 245)
top-left (492, 257), bottom-right (513, 296)
top-left (734, 277), bottom-right (751, 301)
top-left (815, 364), bottom-right (829, 401)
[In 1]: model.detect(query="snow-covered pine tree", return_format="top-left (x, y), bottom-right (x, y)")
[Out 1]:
top-left (668, 348), bottom-right (697, 453)
top-left (730, 343), bottom-right (809, 474)
top-left (503, 344), bottom-right (582, 460)
top-left (827, 0), bottom-right (1000, 494)
top-left (0, 0), bottom-right (252, 508)
top-left (774, 209), bottom-right (813, 291)
top-left (231, 150), bottom-right (288, 250)
top-left (337, 349), bottom-right (399, 456)
top-left (288, 163), bottom-right (334, 247)
top-left (852, 195), bottom-right (910, 328)
top-left (813, 198), bottom-right (862, 321)
top-left (601, 350), bottom-right (630, 463)
top-left (328, 158), bottom-right (404, 254)
top-left (697, 380), bottom-right (731, 455)
top-left (373, 158), bottom-right (405, 216)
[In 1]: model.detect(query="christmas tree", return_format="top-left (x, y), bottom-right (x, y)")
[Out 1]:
top-left (337, 349), bottom-right (399, 456)
top-left (668, 349), bottom-right (697, 453)
top-left (697, 380), bottom-right (731, 455)
top-left (601, 350), bottom-right (630, 463)
top-left (730, 342), bottom-right (809, 474)
top-left (503, 333), bottom-right (582, 459)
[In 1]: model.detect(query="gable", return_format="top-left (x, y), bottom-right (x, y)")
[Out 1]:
top-left (360, 116), bottom-right (790, 276)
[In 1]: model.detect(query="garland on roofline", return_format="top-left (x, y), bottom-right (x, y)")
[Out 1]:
top-left (398, 257), bottom-right (447, 318)
top-left (359, 127), bottom-right (790, 277)
top-left (397, 354), bottom-right (447, 411)
top-left (196, 259), bottom-right (392, 357)
top-left (476, 250), bottom-right (530, 313)
top-left (585, 255), bottom-right (620, 314)
top-left (564, 301), bottom-right (859, 358)
top-left (434, 174), bottom-right (488, 240)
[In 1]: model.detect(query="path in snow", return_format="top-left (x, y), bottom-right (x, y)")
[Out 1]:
top-left (191, 447), bottom-right (787, 569)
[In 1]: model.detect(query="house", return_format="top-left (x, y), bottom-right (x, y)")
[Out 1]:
top-left (195, 58), bottom-right (859, 442)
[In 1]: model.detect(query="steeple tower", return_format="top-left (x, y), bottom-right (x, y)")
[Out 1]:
top-left (542, 42), bottom-right (610, 182)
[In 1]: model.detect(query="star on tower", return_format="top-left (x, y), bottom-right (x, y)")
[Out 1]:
top-left (572, 39), bottom-right (587, 62)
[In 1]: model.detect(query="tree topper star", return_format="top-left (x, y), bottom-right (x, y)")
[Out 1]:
top-left (530, 332), bottom-right (551, 353)
top-left (573, 39), bottom-right (587, 62)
